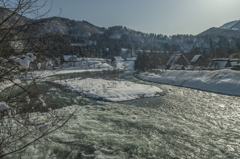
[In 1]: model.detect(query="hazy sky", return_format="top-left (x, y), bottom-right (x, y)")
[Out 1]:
top-left (41, 0), bottom-right (240, 35)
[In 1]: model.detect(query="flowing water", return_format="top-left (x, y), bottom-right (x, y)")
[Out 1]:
top-left (22, 72), bottom-right (240, 158)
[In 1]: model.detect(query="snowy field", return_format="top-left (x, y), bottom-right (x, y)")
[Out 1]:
top-left (25, 68), bottom-right (110, 80)
top-left (52, 78), bottom-right (164, 102)
top-left (56, 68), bottom-right (106, 74)
top-left (136, 69), bottom-right (240, 96)
top-left (0, 68), bottom-right (116, 93)
top-left (0, 69), bottom-right (104, 93)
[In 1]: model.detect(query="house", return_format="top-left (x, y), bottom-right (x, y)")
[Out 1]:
top-left (112, 56), bottom-right (124, 68)
top-left (169, 64), bottom-right (185, 70)
top-left (209, 58), bottom-right (231, 69)
top-left (230, 59), bottom-right (239, 66)
top-left (166, 54), bottom-right (189, 69)
top-left (114, 56), bottom-right (124, 62)
top-left (126, 57), bottom-right (137, 61)
top-left (230, 59), bottom-right (240, 70)
top-left (62, 55), bottom-right (80, 67)
top-left (63, 55), bottom-right (78, 62)
top-left (86, 58), bottom-right (107, 63)
top-left (121, 48), bottom-right (128, 53)
top-left (190, 54), bottom-right (206, 66)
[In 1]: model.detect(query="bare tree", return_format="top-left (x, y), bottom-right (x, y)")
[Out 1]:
top-left (0, 0), bottom-right (76, 158)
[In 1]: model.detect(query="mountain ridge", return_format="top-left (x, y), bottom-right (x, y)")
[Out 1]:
top-left (198, 20), bottom-right (240, 38)
top-left (1, 6), bottom-right (240, 56)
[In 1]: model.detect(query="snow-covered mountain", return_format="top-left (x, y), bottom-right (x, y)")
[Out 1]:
top-left (1, 5), bottom-right (240, 54)
top-left (219, 20), bottom-right (240, 31)
top-left (198, 20), bottom-right (240, 38)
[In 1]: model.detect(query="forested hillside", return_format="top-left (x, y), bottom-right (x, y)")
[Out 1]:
top-left (1, 7), bottom-right (240, 60)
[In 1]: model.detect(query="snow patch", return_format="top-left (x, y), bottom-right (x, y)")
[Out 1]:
top-left (136, 70), bottom-right (240, 96)
top-left (52, 78), bottom-right (164, 102)
top-left (9, 53), bottom-right (36, 69)
top-left (219, 20), bottom-right (239, 30)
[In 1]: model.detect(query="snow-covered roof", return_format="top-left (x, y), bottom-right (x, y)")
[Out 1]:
top-left (167, 54), bottom-right (180, 66)
top-left (210, 61), bottom-right (230, 69)
top-left (232, 28), bottom-right (240, 31)
top-left (232, 63), bottom-right (240, 67)
top-left (230, 59), bottom-right (239, 62)
top-left (212, 58), bottom-right (229, 61)
top-left (190, 55), bottom-right (202, 63)
top-left (63, 55), bottom-right (77, 61)
top-left (230, 59), bottom-right (239, 66)
top-left (86, 58), bottom-right (106, 62)
top-left (138, 50), bottom-right (151, 53)
top-left (231, 61), bottom-right (239, 66)
top-left (126, 57), bottom-right (137, 61)
top-left (166, 54), bottom-right (188, 66)
top-left (121, 48), bottom-right (128, 52)
top-left (114, 56), bottom-right (124, 61)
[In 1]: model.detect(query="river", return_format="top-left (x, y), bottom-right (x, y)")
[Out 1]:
top-left (24, 71), bottom-right (240, 158)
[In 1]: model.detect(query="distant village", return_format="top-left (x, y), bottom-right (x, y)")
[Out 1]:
top-left (2, 47), bottom-right (239, 72)
top-left (54, 48), bottom-right (240, 71)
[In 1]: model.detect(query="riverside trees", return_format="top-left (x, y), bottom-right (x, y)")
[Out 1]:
top-left (0, 0), bottom-right (75, 158)
top-left (134, 51), bottom-right (167, 72)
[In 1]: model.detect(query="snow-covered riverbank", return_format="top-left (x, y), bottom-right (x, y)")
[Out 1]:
top-left (136, 70), bottom-right (240, 96)
top-left (52, 78), bottom-right (164, 102)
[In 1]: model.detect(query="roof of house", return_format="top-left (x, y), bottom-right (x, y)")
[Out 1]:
top-left (212, 58), bottom-right (230, 61)
top-left (230, 58), bottom-right (239, 62)
top-left (231, 61), bottom-right (239, 66)
top-left (83, 58), bottom-right (106, 62)
top-left (190, 55), bottom-right (203, 63)
top-left (126, 57), bottom-right (137, 61)
top-left (166, 54), bottom-right (188, 66)
top-left (63, 55), bottom-right (77, 61)
top-left (121, 48), bottom-right (128, 52)
top-left (230, 59), bottom-right (239, 66)
top-left (114, 56), bottom-right (124, 61)
top-left (210, 60), bottom-right (230, 69)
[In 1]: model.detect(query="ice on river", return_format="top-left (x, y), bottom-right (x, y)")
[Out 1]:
top-left (52, 78), bottom-right (164, 102)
